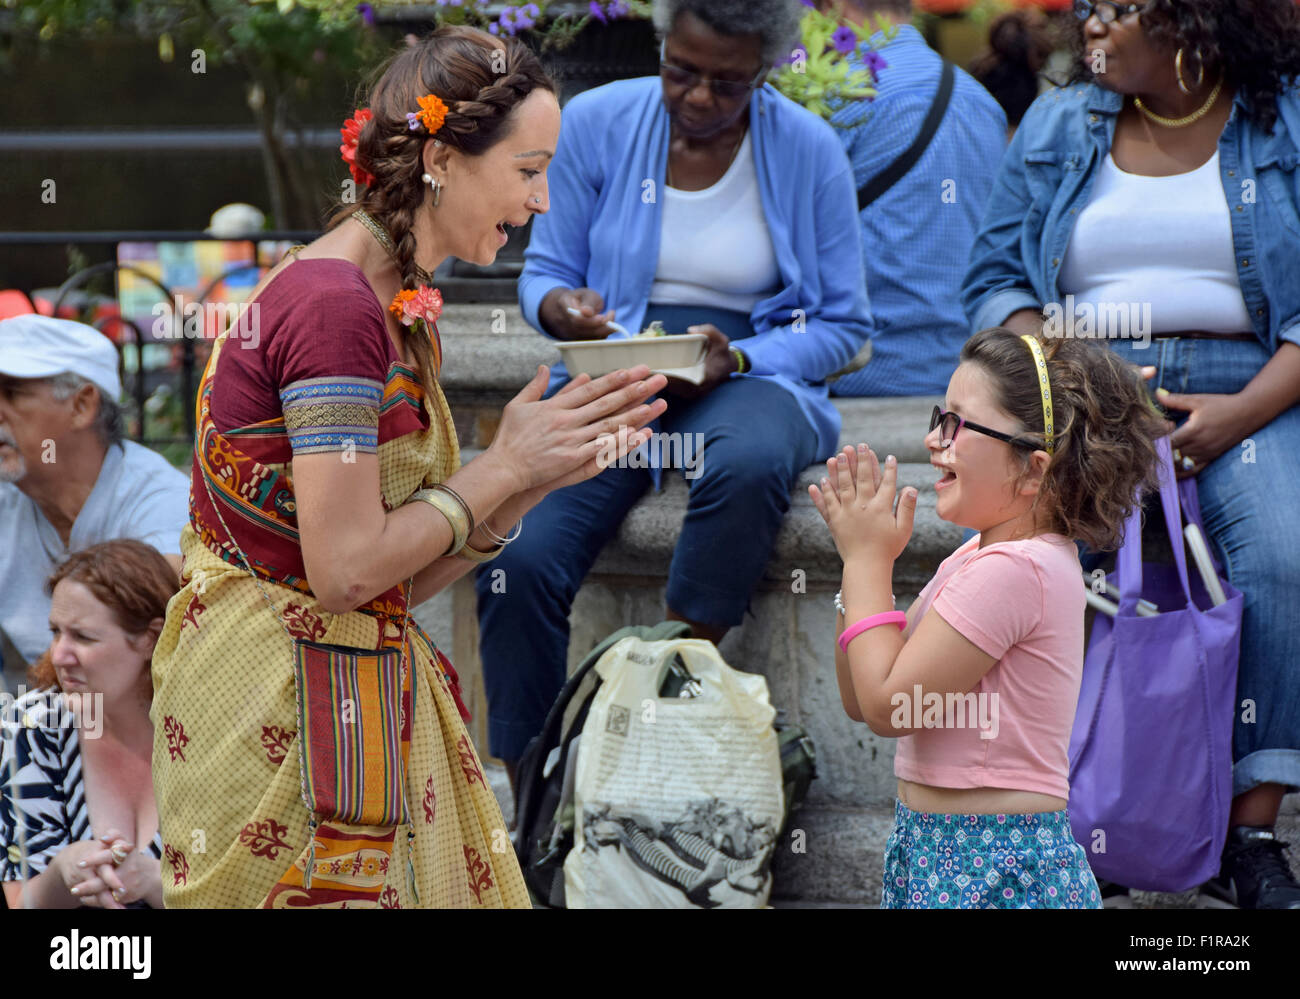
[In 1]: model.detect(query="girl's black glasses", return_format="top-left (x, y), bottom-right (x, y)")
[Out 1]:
top-left (930, 406), bottom-right (1041, 450)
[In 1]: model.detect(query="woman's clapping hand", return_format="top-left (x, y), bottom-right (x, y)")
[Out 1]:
top-left (490, 363), bottom-right (668, 496)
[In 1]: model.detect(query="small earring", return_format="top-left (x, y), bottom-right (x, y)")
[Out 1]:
top-left (422, 172), bottom-right (442, 207)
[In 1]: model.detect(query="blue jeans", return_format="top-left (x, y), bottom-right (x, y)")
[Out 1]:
top-left (1104, 337), bottom-right (1300, 797)
top-left (474, 365), bottom-right (819, 762)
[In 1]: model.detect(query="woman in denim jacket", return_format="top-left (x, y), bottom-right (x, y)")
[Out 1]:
top-left (962, 0), bottom-right (1300, 909)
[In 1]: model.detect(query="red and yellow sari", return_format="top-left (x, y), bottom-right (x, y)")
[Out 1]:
top-left (150, 260), bottom-right (528, 908)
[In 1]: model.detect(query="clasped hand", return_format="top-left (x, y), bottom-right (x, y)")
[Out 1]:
top-left (57, 829), bottom-right (160, 909)
top-left (809, 444), bottom-right (918, 564)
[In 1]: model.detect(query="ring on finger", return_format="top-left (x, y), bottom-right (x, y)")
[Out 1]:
top-left (1180, 455), bottom-right (1195, 471)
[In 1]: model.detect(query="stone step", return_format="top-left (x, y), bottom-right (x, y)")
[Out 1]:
top-left (436, 303), bottom-right (942, 463)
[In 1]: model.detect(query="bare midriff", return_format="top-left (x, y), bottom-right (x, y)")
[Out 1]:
top-left (897, 778), bottom-right (1067, 816)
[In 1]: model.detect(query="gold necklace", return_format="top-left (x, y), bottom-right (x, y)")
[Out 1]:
top-left (1133, 76), bottom-right (1223, 129)
top-left (352, 208), bottom-right (432, 284)
top-left (666, 125), bottom-right (747, 190)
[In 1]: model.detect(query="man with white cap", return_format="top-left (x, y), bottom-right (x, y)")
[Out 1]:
top-left (0, 316), bottom-right (189, 691)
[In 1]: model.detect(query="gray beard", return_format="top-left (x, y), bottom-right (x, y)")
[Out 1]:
top-left (0, 448), bottom-right (26, 484)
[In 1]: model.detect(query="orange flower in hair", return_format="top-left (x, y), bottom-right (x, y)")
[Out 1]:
top-left (407, 94), bottom-right (448, 134)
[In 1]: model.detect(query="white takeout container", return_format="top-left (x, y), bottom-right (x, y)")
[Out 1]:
top-left (555, 333), bottom-right (709, 384)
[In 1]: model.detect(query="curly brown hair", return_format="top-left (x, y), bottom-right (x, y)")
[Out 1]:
top-left (1066, 0), bottom-right (1300, 132)
top-left (960, 327), bottom-right (1168, 551)
top-left (327, 27), bottom-right (555, 403)
top-left (28, 540), bottom-right (178, 691)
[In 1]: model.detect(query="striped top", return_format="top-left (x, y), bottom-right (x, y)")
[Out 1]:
top-left (1, 689), bottom-right (163, 887)
top-left (829, 25), bottom-right (1008, 397)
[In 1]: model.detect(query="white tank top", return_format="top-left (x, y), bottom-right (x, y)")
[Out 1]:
top-left (1058, 150), bottom-right (1252, 335)
top-left (649, 131), bottom-right (782, 314)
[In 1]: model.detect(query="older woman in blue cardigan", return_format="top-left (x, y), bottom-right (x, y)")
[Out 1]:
top-left (476, 0), bottom-right (872, 785)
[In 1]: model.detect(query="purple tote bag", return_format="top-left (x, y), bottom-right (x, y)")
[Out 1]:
top-left (1067, 437), bottom-right (1242, 892)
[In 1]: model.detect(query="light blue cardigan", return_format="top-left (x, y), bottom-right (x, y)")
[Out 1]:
top-left (519, 76), bottom-right (873, 462)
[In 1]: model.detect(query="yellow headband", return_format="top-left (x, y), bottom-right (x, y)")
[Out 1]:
top-left (1020, 334), bottom-right (1054, 454)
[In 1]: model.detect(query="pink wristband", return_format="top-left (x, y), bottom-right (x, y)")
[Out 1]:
top-left (838, 611), bottom-right (907, 653)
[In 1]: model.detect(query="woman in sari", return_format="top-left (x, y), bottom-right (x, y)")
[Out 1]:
top-left (150, 26), bottom-right (668, 908)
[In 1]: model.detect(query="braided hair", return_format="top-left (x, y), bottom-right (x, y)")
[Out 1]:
top-left (330, 26), bottom-right (555, 402)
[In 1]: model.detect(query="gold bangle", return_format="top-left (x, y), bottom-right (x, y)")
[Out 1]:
top-left (429, 483), bottom-right (476, 538)
top-left (411, 488), bottom-right (469, 557)
top-left (458, 538), bottom-right (504, 563)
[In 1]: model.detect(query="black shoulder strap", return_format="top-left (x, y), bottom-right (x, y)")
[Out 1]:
top-left (857, 60), bottom-right (956, 212)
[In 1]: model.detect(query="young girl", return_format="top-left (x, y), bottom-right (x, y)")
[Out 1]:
top-left (810, 327), bottom-right (1167, 909)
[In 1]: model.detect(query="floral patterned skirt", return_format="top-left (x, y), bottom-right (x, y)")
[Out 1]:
top-left (150, 529), bottom-right (529, 909)
top-left (881, 800), bottom-right (1101, 909)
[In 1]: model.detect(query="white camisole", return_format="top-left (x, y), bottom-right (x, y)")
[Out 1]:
top-left (1058, 150), bottom-right (1252, 335)
top-left (649, 131), bottom-right (782, 314)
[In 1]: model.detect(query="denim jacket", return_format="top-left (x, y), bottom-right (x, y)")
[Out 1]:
top-left (962, 81), bottom-right (1300, 352)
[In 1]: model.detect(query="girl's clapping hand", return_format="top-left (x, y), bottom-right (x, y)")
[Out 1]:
top-left (809, 444), bottom-right (917, 563)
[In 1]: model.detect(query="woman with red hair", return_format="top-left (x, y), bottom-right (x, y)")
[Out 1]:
top-left (1, 540), bottom-right (176, 909)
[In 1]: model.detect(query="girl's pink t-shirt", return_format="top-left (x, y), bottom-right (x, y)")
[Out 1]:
top-left (892, 533), bottom-right (1085, 799)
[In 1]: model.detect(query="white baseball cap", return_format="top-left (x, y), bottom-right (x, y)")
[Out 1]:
top-left (0, 315), bottom-right (122, 401)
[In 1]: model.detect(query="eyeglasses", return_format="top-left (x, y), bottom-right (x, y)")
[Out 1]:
top-left (1072, 0), bottom-right (1146, 24)
top-left (659, 40), bottom-right (766, 101)
top-left (929, 406), bottom-right (1040, 450)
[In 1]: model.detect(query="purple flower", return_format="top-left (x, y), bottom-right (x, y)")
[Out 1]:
top-left (589, 1), bottom-right (608, 23)
top-left (607, 0), bottom-right (630, 16)
top-left (831, 26), bottom-right (856, 56)
top-left (489, 22), bottom-right (500, 34)
top-left (355, 2), bottom-right (375, 25)
top-left (521, 2), bottom-right (540, 14)
top-left (407, 112), bottom-right (420, 130)
top-left (864, 50), bottom-right (889, 76)
top-left (800, 0), bottom-right (816, 7)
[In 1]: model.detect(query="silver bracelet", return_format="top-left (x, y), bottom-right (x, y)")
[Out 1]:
top-left (480, 516), bottom-right (523, 547)
top-left (835, 589), bottom-right (896, 616)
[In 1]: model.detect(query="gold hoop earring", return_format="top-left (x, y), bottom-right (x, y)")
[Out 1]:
top-left (1175, 47), bottom-right (1205, 96)
top-left (421, 172), bottom-right (442, 207)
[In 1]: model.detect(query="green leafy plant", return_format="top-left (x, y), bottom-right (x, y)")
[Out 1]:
top-left (767, 7), bottom-right (894, 122)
